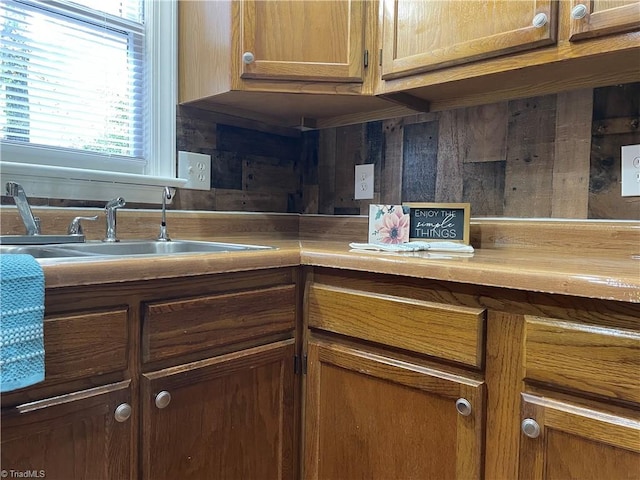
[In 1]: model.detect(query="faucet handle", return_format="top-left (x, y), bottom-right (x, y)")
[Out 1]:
top-left (105, 197), bottom-right (126, 210)
top-left (68, 215), bottom-right (98, 235)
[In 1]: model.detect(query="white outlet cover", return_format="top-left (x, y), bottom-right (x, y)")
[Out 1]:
top-left (355, 164), bottom-right (374, 200)
top-left (178, 151), bottom-right (211, 191)
top-left (621, 144), bottom-right (640, 197)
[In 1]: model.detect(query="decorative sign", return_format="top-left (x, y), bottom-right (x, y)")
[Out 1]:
top-left (403, 203), bottom-right (471, 244)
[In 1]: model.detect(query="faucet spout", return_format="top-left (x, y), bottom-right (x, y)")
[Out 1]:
top-left (157, 187), bottom-right (173, 242)
top-left (5, 182), bottom-right (40, 235)
top-left (104, 197), bottom-right (126, 242)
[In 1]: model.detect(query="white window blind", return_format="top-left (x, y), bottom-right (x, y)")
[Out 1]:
top-left (0, 0), bottom-right (182, 203)
top-left (1, 0), bottom-right (147, 173)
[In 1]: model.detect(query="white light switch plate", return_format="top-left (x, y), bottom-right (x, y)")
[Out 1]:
top-left (178, 151), bottom-right (211, 190)
top-left (621, 144), bottom-right (640, 197)
top-left (354, 164), bottom-right (374, 200)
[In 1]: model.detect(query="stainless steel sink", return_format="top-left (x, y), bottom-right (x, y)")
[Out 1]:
top-left (0, 245), bottom-right (97, 258)
top-left (0, 240), bottom-right (274, 259)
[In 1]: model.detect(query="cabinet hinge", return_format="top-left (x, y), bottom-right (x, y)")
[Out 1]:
top-left (379, 48), bottom-right (383, 67)
top-left (294, 354), bottom-right (307, 375)
top-left (364, 49), bottom-right (369, 68)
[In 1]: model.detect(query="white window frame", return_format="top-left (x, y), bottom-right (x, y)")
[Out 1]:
top-left (0, 0), bottom-right (186, 204)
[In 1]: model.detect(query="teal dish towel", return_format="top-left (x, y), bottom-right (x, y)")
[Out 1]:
top-left (0, 254), bottom-right (45, 392)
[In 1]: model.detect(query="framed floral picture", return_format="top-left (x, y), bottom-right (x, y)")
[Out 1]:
top-left (368, 205), bottom-right (411, 244)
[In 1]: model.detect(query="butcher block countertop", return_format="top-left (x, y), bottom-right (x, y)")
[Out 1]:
top-left (1, 208), bottom-right (638, 303)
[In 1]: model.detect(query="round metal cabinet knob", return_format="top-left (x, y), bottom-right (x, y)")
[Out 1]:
top-left (571, 4), bottom-right (588, 19)
top-left (521, 418), bottom-right (541, 438)
top-left (455, 398), bottom-right (472, 416)
top-left (155, 390), bottom-right (172, 409)
top-left (532, 12), bottom-right (548, 28)
top-left (114, 403), bottom-right (132, 423)
top-left (242, 52), bottom-right (255, 64)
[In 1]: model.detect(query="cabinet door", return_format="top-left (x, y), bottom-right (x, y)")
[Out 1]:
top-left (304, 340), bottom-right (485, 480)
top-left (381, 0), bottom-right (557, 79)
top-left (1, 381), bottom-right (134, 480)
top-left (239, 0), bottom-right (365, 82)
top-left (518, 393), bottom-right (640, 479)
top-left (141, 340), bottom-right (296, 480)
top-left (568, 0), bottom-right (640, 41)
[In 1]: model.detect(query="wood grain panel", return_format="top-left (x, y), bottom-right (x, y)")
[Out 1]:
top-left (519, 393), bottom-right (640, 480)
top-left (307, 284), bottom-right (486, 367)
top-left (239, 0), bottom-right (364, 82)
top-left (462, 161), bottom-right (506, 216)
top-left (402, 120), bottom-right (439, 202)
top-left (217, 124), bottom-right (301, 162)
top-left (381, 0), bottom-right (557, 79)
top-left (301, 129), bottom-right (319, 190)
top-left (141, 340), bottom-right (295, 480)
top-left (211, 151), bottom-right (243, 190)
top-left (552, 89), bottom-right (593, 218)
top-left (176, 105), bottom-right (218, 152)
top-left (435, 110), bottom-right (464, 202)
top-left (484, 312), bottom-right (525, 480)
top-left (545, 429), bottom-right (640, 479)
top-left (243, 155), bottom-right (298, 193)
top-left (569, 0), bottom-right (640, 41)
top-left (1, 381), bottom-right (134, 480)
top-left (304, 340), bottom-right (484, 480)
top-left (143, 285), bottom-right (296, 363)
top-left (178, 0), bottom-right (232, 102)
top-left (505, 95), bottom-right (557, 216)
top-left (334, 124), bottom-right (365, 210)
top-left (42, 309), bottom-right (128, 386)
top-left (381, 117), bottom-right (405, 204)
top-left (589, 132), bottom-right (640, 220)
top-left (461, 102), bottom-right (509, 163)
top-left (366, 121), bottom-right (384, 211)
top-left (214, 188), bottom-right (289, 212)
top-left (524, 316), bottom-right (640, 404)
top-left (318, 128), bottom-right (337, 214)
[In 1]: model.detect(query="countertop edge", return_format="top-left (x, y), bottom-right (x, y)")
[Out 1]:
top-left (37, 240), bottom-right (640, 304)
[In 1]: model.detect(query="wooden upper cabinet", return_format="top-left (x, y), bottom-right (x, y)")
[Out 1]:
top-left (380, 0), bottom-right (558, 80)
top-left (518, 393), bottom-right (640, 480)
top-left (568, 0), bottom-right (640, 41)
top-left (238, 0), bottom-right (365, 83)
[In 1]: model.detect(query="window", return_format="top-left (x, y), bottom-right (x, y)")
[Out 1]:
top-left (0, 0), bottom-right (183, 203)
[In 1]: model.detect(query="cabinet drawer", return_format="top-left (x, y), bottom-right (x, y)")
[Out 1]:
top-left (44, 308), bottom-right (129, 385)
top-left (143, 285), bottom-right (296, 363)
top-left (307, 285), bottom-right (485, 368)
top-left (524, 316), bottom-right (640, 404)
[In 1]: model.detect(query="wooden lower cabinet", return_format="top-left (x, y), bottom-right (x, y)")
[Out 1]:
top-left (0, 381), bottom-right (134, 480)
top-left (303, 339), bottom-right (485, 480)
top-left (141, 339), bottom-right (296, 480)
top-left (518, 393), bottom-right (640, 480)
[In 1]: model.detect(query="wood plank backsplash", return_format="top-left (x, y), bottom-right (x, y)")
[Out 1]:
top-left (174, 82), bottom-right (640, 220)
top-left (305, 83), bottom-right (640, 219)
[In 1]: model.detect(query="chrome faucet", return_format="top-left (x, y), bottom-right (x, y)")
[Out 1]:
top-left (157, 187), bottom-right (173, 242)
top-left (5, 182), bottom-right (40, 235)
top-left (104, 197), bottom-right (126, 242)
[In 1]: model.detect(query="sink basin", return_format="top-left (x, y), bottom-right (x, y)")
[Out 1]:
top-left (0, 234), bottom-right (86, 245)
top-left (0, 245), bottom-right (97, 258)
top-left (0, 240), bottom-right (274, 259)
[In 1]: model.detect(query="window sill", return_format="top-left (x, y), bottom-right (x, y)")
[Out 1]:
top-left (0, 162), bottom-right (188, 204)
